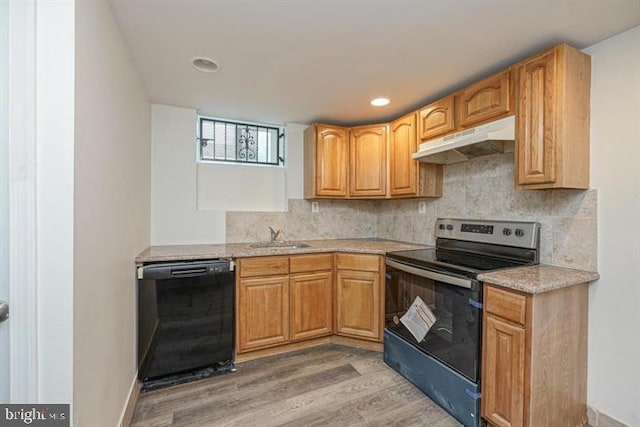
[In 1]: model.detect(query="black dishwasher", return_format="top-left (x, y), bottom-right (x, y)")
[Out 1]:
top-left (137, 259), bottom-right (235, 391)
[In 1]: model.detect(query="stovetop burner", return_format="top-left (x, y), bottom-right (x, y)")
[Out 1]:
top-left (385, 248), bottom-right (530, 279)
top-left (386, 218), bottom-right (541, 278)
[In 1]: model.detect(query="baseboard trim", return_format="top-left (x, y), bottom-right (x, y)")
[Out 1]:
top-left (588, 406), bottom-right (631, 427)
top-left (330, 335), bottom-right (383, 352)
top-left (118, 375), bottom-right (140, 427)
top-left (235, 334), bottom-right (384, 364)
top-left (235, 337), bottom-right (332, 363)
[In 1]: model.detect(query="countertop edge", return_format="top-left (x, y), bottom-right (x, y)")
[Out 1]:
top-left (135, 239), bottom-right (430, 264)
top-left (478, 264), bottom-right (600, 294)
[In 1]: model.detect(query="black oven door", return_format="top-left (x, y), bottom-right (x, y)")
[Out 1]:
top-left (384, 259), bottom-right (482, 383)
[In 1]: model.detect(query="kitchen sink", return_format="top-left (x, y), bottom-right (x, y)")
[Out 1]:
top-left (249, 241), bottom-right (310, 249)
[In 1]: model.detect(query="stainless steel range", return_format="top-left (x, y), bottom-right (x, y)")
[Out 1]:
top-left (383, 218), bottom-right (540, 427)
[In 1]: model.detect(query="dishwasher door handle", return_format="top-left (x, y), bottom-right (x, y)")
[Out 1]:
top-left (171, 268), bottom-right (208, 276)
top-left (141, 260), bottom-right (232, 280)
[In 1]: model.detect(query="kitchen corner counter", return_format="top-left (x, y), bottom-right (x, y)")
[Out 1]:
top-left (477, 264), bottom-right (600, 294)
top-left (135, 238), bottom-right (429, 263)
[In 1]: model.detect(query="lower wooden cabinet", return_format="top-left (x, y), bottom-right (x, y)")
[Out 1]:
top-left (237, 253), bottom-right (384, 353)
top-left (482, 315), bottom-right (526, 427)
top-left (237, 275), bottom-right (289, 352)
top-left (481, 283), bottom-right (588, 427)
top-left (335, 253), bottom-right (383, 342)
top-left (290, 271), bottom-right (332, 341)
top-left (236, 254), bottom-right (333, 354)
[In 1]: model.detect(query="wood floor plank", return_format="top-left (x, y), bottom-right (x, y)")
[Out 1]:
top-left (133, 346), bottom-right (366, 422)
top-left (131, 344), bottom-right (462, 427)
top-left (277, 404), bottom-right (368, 427)
top-left (370, 400), bottom-right (461, 427)
top-left (171, 364), bottom-right (361, 426)
top-left (218, 370), bottom-right (400, 426)
top-left (131, 413), bottom-right (173, 427)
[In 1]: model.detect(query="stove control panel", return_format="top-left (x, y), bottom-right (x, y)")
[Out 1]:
top-left (461, 223), bottom-right (494, 234)
top-left (435, 218), bottom-right (541, 249)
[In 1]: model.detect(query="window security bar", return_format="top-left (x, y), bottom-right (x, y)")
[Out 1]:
top-left (198, 117), bottom-right (284, 166)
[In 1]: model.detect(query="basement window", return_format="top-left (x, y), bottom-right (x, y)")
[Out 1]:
top-left (197, 116), bottom-right (285, 166)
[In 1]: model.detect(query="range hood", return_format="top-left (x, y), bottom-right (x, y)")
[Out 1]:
top-left (413, 115), bottom-right (515, 164)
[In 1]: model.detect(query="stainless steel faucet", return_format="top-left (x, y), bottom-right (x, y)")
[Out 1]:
top-left (268, 226), bottom-right (281, 242)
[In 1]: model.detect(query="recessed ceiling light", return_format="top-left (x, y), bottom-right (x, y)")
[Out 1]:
top-left (371, 97), bottom-right (390, 107)
top-left (191, 57), bottom-right (220, 73)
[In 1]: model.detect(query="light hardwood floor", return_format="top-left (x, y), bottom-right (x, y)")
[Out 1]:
top-left (132, 344), bottom-right (462, 427)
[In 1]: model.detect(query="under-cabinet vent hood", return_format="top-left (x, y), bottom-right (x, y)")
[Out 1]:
top-left (413, 115), bottom-right (515, 164)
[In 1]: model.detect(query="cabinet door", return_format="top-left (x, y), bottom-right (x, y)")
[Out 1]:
top-left (290, 271), bottom-right (333, 341)
top-left (315, 125), bottom-right (349, 197)
top-left (515, 49), bottom-right (557, 186)
top-left (389, 113), bottom-right (418, 197)
top-left (350, 124), bottom-right (387, 197)
top-left (459, 70), bottom-right (512, 127)
top-left (418, 96), bottom-right (455, 141)
top-left (335, 270), bottom-right (381, 341)
top-left (237, 275), bottom-right (289, 352)
top-left (482, 315), bottom-right (526, 427)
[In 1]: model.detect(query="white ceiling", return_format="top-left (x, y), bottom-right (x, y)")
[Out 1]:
top-left (109, 0), bottom-right (640, 126)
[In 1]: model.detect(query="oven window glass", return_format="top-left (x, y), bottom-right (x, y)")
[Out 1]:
top-left (385, 265), bottom-right (481, 382)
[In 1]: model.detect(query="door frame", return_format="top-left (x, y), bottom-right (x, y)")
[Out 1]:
top-left (7, 0), bottom-right (38, 402)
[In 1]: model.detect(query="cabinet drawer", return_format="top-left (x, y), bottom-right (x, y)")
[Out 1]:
top-left (239, 256), bottom-right (289, 278)
top-left (336, 253), bottom-right (380, 272)
top-left (290, 253), bottom-right (333, 273)
top-left (485, 285), bottom-right (527, 325)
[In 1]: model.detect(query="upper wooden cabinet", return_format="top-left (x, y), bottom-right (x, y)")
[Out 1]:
top-left (303, 124), bottom-right (349, 198)
top-left (459, 70), bottom-right (513, 128)
top-left (389, 113), bottom-right (443, 198)
top-left (418, 95), bottom-right (456, 140)
top-left (515, 44), bottom-right (590, 190)
top-left (349, 124), bottom-right (387, 198)
top-left (304, 43), bottom-right (591, 196)
top-left (304, 118), bottom-right (442, 200)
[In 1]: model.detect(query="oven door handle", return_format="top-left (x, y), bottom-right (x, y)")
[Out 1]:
top-left (385, 259), bottom-right (478, 289)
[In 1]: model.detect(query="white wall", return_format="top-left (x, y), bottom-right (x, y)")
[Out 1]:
top-left (584, 26), bottom-right (640, 426)
top-left (151, 103), bottom-right (305, 244)
top-left (74, 0), bottom-right (151, 425)
top-left (151, 104), bottom-right (225, 244)
top-left (35, 0), bottom-right (75, 408)
top-left (0, 0), bottom-right (9, 403)
top-left (197, 163), bottom-right (286, 211)
top-left (285, 123), bottom-right (306, 200)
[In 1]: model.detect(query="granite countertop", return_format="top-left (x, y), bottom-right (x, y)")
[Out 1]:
top-left (135, 238), bottom-right (429, 263)
top-left (136, 241), bottom-right (600, 295)
top-left (478, 264), bottom-right (600, 294)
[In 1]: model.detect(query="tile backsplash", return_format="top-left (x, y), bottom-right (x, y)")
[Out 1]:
top-left (226, 199), bottom-right (377, 243)
top-left (227, 153), bottom-right (597, 271)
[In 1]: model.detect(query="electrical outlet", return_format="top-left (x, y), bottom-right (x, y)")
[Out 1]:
top-left (418, 201), bottom-right (427, 214)
top-left (311, 201), bottom-right (319, 213)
